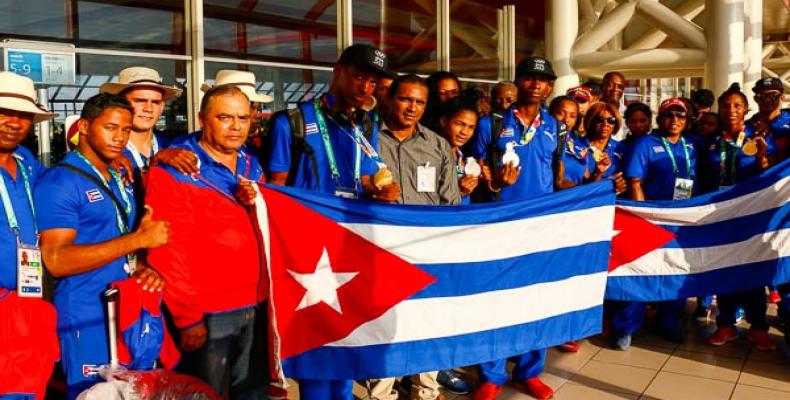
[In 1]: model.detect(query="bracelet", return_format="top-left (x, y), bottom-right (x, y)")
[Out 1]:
top-left (487, 181), bottom-right (502, 193)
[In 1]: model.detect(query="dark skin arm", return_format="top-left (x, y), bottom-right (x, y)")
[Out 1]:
top-left (629, 178), bottom-right (646, 201)
top-left (110, 157), bottom-right (135, 184)
top-left (489, 162), bottom-right (521, 191)
top-left (41, 206), bottom-right (169, 278)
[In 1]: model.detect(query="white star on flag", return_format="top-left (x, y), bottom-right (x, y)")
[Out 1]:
top-left (288, 247), bottom-right (359, 314)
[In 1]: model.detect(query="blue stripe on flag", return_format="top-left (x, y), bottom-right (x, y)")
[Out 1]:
top-left (413, 241), bottom-right (610, 298)
top-left (605, 256), bottom-right (790, 301)
top-left (265, 180), bottom-right (615, 226)
top-left (659, 204), bottom-right (789, 249)
top-left (616, 159), bottom-right (790, 210)
top-left (282, 305), bottom-right (603, 379)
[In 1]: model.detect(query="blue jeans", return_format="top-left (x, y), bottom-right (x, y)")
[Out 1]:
top-left (479, 348), bottom-right (546, 385)
top-left (178, 307), bottom-right (265, 399)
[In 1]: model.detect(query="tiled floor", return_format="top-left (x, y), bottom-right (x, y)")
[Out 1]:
top-left (286, 303), bottom-right (790, 400)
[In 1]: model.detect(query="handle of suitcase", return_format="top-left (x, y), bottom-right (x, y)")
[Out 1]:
top-left (104, 287), bottom-right (120, 368)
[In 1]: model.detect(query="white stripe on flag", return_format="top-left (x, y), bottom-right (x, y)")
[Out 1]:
top-left (340, 206), bottom-right (614, 264)
top-left (618, 175), bottom-right (789, 226)
top-left (328, 271), bottom-right (608, 347)
top-left (609, 228), bottom-right (790, 276)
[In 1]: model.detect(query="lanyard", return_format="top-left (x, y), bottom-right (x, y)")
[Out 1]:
top-left (125, 135), bottom-right (160, 170)
top-left (74, 152), bottom-right (132, 234)
top-left (565, 132), bottom-right (589, 160)
top-left (0, 156), bottom-right (36, 236)
top-left (513, 108), bottom-right (542, 145)
top-left (660, 136), bottom-right (691, 177)
top-left (313, 97), bottom-right (367, 185)
top-left (455, 148), bottom-right (464, 177)
top-left (719, 137), bottom-right (739, 186)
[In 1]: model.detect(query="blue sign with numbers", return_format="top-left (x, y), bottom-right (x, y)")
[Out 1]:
top-left (6, 50), bottom-right (43, 82)
top-left (4, 48), bottom-right (74, 84)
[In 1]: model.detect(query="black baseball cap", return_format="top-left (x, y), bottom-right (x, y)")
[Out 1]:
top-left (515, 57), bottom-right (557, 80)
top-left (337, 44), bottom-right (393, 78)
top-left (752, 77), bottom-right (784, 93)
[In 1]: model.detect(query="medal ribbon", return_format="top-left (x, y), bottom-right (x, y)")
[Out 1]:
top-left (719, 137), bottom-right (739, 186)
top-left (125, 135), bottom-right (160, 170)
top-left (565, 133), bottom-right (589, 160)
top-left (314, 96), bottom-right (385, 190)
top-left (660, 136), bottom-right (692, 177)
top-left (313, 97), bottom-right (342, 183)
top-left (455, 148), bottom-right (464, 177)
top-left (513, 109), bottom-right (542, 145)
top-left (0, 155), bottom-right (37, 237)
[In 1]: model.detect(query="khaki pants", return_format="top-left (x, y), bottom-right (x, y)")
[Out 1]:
top-left (366, 371), bottom-right (440, 400)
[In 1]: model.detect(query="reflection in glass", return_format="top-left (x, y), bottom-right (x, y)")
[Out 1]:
top-left (450, 1), bottom-right (498, 80)
top-left (205, 62), bottom-right (332, 127)
top-left (353, 0), bottom-right (437, 74)
top-left (204, 1), bottom-right (337, 63)
top-left (44, 54), bottom-right (187, 135)
top-left (0, 0), bottom-right (185, 53)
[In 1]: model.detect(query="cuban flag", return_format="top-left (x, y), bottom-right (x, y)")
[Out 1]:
top-left (606, 159), bottom-right (790, 301)
top-left (253, 181), bottom-right (616, 380)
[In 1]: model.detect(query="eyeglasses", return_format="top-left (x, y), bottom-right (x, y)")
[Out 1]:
top-left (660, 111), bottom-right (687, 120)
top-left (594, 116), bottom-right (617, 125)
top-left (754, 92), bottom-right (781, 101)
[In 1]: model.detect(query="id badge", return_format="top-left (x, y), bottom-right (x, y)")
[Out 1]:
top-left (673, 178), bottom-right (694, 200)
top-left (417, 163), bottom-right (437, 193)
top-left (17, 244), bottom-right (43, 298)
top-left (334, 187), bottom-right (358, 199)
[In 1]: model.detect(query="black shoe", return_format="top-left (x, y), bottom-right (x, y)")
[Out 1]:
top-left (437, 370), bottom-right (471, 395)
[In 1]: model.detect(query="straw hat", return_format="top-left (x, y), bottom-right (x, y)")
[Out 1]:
top-left (100, 67), bottom-right (182, 100)
top-left (0, 72), bottom-right (57, 123)
top-left (201, 70), bottom-right (273, 103)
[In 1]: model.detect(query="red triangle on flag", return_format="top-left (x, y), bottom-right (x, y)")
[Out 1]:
top-left (609, 207), bottom-right (676, 272)
top-left (259, 186), bottom-right (437, 359)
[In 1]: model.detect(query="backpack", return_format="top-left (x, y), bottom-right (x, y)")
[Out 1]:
top-left (483, 113), bottom-right (505, 202)
top-left (260, 103), bottom-right (377, 189)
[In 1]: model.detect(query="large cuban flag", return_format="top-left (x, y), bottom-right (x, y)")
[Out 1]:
top-left (253, 181), bottom-right (616, 380)
top-left (606, 159), bottom-right (790, 301)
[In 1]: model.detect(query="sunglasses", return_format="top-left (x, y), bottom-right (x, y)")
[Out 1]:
top-left (660, 111), bottom-right (687, 119)
top-left (754, 92), bottom-right (781, 101)
top-left (594, 116), bottom-right (617, 125)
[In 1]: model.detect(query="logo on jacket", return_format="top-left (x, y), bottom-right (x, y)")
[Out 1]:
top-left (305, 123), bottom-right (319, 135)
top-left (85, 189), bottom-right (104, 202)
top-left (82, 364), bottom-right (100, 377)
top-left (500, 127), bottom-right (514, 138)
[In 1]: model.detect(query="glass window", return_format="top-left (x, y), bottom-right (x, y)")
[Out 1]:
top-left (205, 62), bottom-right (332, 118)
top-left (514, 2), bottom-right (545, 59)
top-left (204, 1), bottom-right (337, 64)
top-left (353, 0), bottom-right (437, 74)
top-left (36, 54), bottom-right (187, 134)
top-left (450, 1), bottom-right (499, 80)
top-left (0, 1), bottom-right (185, 53)
top-left (0, 0), bottom-right (68, 39)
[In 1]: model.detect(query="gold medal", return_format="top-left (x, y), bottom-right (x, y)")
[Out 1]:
top-left (592, 147), bottom-right (603, 163)
top-left (374, 168), bottom-right (393, 188)
top-left (741, 140), bottom-right (758, 157)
